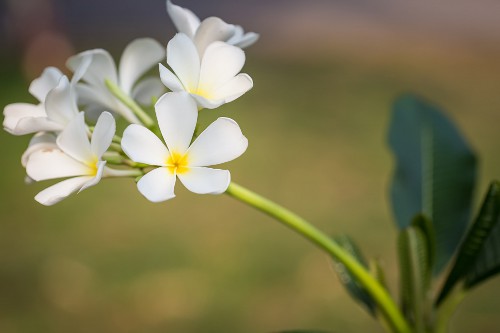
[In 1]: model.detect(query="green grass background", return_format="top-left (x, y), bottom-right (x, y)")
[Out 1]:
top-left (1, 50), bottom-right (500, 333)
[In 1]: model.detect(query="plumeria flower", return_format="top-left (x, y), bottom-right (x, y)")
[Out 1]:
top-left (29, 67), bottom-right (65, 103)
top-left (3, 67), bottom-right (62, 135)
top-left (167, 0), bottom-right (259, 56)
top-left (3, 57), bottom-right (92, 135)
top-left (121, 92), bottom-right (248, 202)
top-left (159, 33), bottom-right (253, 109)
top-left (26, 111), bottom-right (124, 206)
top-left (4, 75), bottom-right (80, 135)
top-left (21, 132), bottom-right (58, 184)
top-left (67, 38), bottom-right (165, 124)
top-left (226, 25), bottom-right (259, 49)
top-left (21, 132), bottom-right (58, 169)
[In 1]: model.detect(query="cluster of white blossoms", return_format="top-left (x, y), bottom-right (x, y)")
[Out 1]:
top-left (3, 1), bottom-right (258, 206)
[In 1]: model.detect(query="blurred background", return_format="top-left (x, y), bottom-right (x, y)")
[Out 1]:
top-left (1, 0), bottom-right (500, 332)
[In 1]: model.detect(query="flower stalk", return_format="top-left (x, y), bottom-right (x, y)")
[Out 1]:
top-left (435, 287), bottom-right (466, 333)
top-left (225, 182), bottom-right (411, 333)
top-left (105, 79), bottom-right (155, 128)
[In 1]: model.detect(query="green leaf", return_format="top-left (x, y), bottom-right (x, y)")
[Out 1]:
top-left (411, 214), bottom-right (436, 273)
top-left (388, 94), bottom-right (477, 274)
top-left (370, 259), bottom-right (388, 291)
top-left (398, 226), bottom-right (429, 333)
top-left (331, 235), bottom-right (377, 316)
top-left (436, 181), bottom-right (500, 304)
top-left (464, 181), bottom-right (500, 288)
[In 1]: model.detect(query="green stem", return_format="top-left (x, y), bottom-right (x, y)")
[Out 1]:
top-left (105, 79), bottom-right (155, 128)
top-left (225, 182), bottom-right (411, 333)
top-left (109, 142), bottom-right (123, 153)
top-left (435, 287), bottom-right (466, 333)
top-left (104, 167), bottom-right (143, 178)
top-left (112, 134), bottom-right (122, 144)
top-left (122, 159), bottom-right (149, 168)
top-left (102, 152), bottom-right (124, 164)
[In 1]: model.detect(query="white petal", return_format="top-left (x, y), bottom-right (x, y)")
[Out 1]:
top-left (132, 77), bottom-right (166, 105)
top-left (34, 176), bottom-right (93, 206)
top-left (193, 17), bottom-right (235, 56)
top-left (121, 124), bottom-right (169, 166)
top-left (26, 149), bottom-right (93, 181)
top-left (75, 83), bottom-right (113, 122)
top-left (76, 84), bottom-right (136, 125)
top-left (68, 50), bottom-right (141, 124)
top-left (3, 103), bottom-right (60, 135)
top-left (3, 103), bottom-right (46, 121)
top-left (232, 32), bottom-right (259, 48)
top-left (159, 63), bottom-right (184, 92)
top-left (226, 25), bottom-right (244, 44)
top-left (189, 94), bottom-right (224, 110)
top-left (187, 117), bottom-right (248, 167)
top-left (76, 85), bottom-right (139, 124)
top-left (137, 167), bottom-right (176, 202)
top-left (67, 49), bottom-right (118, 88)
top-left (45, 76), bottom-right (79, 126)
top-left (155, 92), bottom-right (197, 154)
top-left (178, 167), bottom-right (230, 194)
top-left (198, 41), bottom-right (245, 92)
top-left (70, 53), bottom-right (93, 85)
top-left (56, 112), bottom-right (94, 163)
top-left (167, 33), bottom-right (200, 92)
top-left (119, 38), bottom-right (164, 95)
top-left (166, 0), bottom-right (200, 39)
top-left (211, 73), bottom-right (253, 102)
top-left (9, 116), bottom-right (63, 135)
top-left (29, 67), bottom-right (64, 102)
top-left (83, 105), bottom-right (105, 123)
top-left (115, 102), bottom-right (142, 124)
top-left (227, 26), bottom-right (259, 48)
top-left (79, 160), bottom-right (106, 192)
top-left (91, 111), bottom-right (115, 158)
top-left (21, 132), bottom-right (57, 167)
top-left (75, 83), bottom-right (112, 109)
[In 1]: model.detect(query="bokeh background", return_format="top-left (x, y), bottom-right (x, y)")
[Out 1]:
top-left (1, 0), bottom-right (500, 332)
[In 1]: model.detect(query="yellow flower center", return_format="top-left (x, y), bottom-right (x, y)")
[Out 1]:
top-left (166, 151), bottom-right (189, 175)
top-left (86, 156), bottom-right (99, 176)
top-left (189, 85), bottom-right (212, 99)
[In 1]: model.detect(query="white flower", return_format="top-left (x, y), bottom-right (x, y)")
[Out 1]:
top-left (167, 0), bottom-right (259, 56)
top-left (67, 38), bottom-right (165, 123)
top-left (121, 92), bottom-right (248, 202)
top-left (159, 33), bottom-right (253, 109)
top-left (21, 132), bottom-right (58, 184)
top-left (3, 75), bottom-right (79, 135)
top-left (21, 132), bottom-right (58, 168)
top-left (226, 25), bottom-right (260, 49)
top-left (3, 57), bottom-right (93, 136)
top-left (26, 111), bottom-right (116, 206)
top-left (29, 67), bottom-right (65, 103)
top-left (3, 67), bottom-right (62, 135)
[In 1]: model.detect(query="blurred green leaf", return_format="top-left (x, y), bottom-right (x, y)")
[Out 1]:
top-left (411, 214), bottom-right (436, 273)
top-left (398, 225), bottom-right (429, 333)
top-left (437, 181), bottom-right (500, 304)
top-left (388, 94), bottom-right (477, 274)
top-left (464, 181), bottom-right (500, 289)
top-left (370, 259), bottom-right (388, 291)
top-left (332, 235), bottom-right (377, 316)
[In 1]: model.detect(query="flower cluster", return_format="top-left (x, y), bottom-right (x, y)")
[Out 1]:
top-left (3, 1), bottom-right (258, 206)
